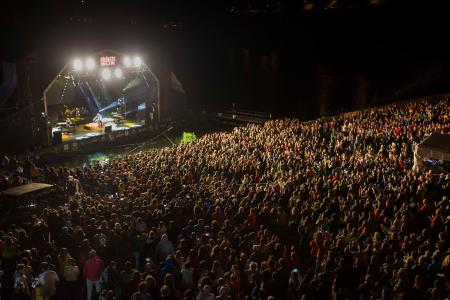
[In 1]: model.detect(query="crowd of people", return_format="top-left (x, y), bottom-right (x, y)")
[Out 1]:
top-left (1, 98), bottom-right (450, 300)
top-left (0, 154), bottom-right (42, 191)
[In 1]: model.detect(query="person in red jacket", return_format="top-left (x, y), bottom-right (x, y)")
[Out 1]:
top-left (83, 249), bottom-right (104, 300)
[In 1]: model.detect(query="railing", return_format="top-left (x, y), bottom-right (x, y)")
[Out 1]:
top-left (207, 108), bottom-right (272, 125)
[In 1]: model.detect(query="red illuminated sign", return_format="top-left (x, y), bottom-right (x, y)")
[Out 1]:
top-left (100, 56), bottom-right (116, 66)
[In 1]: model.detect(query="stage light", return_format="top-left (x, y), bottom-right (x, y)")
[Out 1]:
top-left (123, 56), bottom-right (132, 68)
top-left (73, 59), bottom-right (83, 71)
top-left (101, 68), bottom-right (112, 80)
top-left (114, 67), bottom-right (123, 79)
top-left (86, 58), bottom-right (96, 70)
top-left (133, 56), bottom-right (142, 67)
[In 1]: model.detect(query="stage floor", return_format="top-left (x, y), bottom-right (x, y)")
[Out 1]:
top-left (52, 118), bottom-right (144, 142)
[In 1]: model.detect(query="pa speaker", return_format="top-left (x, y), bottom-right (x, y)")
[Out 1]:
top-left (52, 131), bottom-right (62, 145)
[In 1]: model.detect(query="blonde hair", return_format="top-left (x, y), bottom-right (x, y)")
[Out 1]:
top-left (442, 254), bottom-right (450, 267)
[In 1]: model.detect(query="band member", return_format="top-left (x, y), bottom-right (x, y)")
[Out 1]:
top-left (58, 109), bottom-right (65, 122)
top-left (93, 112), bottom-right (103, 128)
top-left (64, 105), bottom-right (71, 119)
top-left (117, 98), bottom-right (126, 116)
top-left (80, 106), bottom-right (88, 118)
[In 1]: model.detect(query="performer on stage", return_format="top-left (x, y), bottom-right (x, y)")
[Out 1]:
top-left (93, 112), bottom-right (103, 128)
top-left (118, 98), bottom-right (126, 116)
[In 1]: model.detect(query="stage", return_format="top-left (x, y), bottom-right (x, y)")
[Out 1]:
top-left (51, 117), bottom-right (144, 143)
top-left (42, 50), bottom-right (163, 151)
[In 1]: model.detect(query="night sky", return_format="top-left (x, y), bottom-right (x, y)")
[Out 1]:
top-left (1, 0), bottom-right (450, 119)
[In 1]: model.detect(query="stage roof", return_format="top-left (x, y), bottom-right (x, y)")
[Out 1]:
top-left (0, 183), bottom-right (54, 197)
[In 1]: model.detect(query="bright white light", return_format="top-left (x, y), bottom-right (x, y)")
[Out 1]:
top-left (114, 67), bottom-right (123, 79)
top-left (86, 58), bottom-right (96, 70)
top-left (73, 59), bottom-right (83, 71)
top-left (123, 56), bottom-right (132, 68)
top-left (101, 68), bottom-right (112, 80)
top-left (133, 56), bottom-right (142, 67)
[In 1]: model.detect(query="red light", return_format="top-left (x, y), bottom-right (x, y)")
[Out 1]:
top-left (100, 56), bottom-right (116, 67)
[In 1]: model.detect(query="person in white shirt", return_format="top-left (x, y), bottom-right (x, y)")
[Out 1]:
top-left (36, 262), bottom-right (59, 299)
top-left (63, 258), bottom-right (80, 300)
top-left (181, 262), bottom-right (194, 290)
top-left (93, 112), bottom-right (103, 128)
